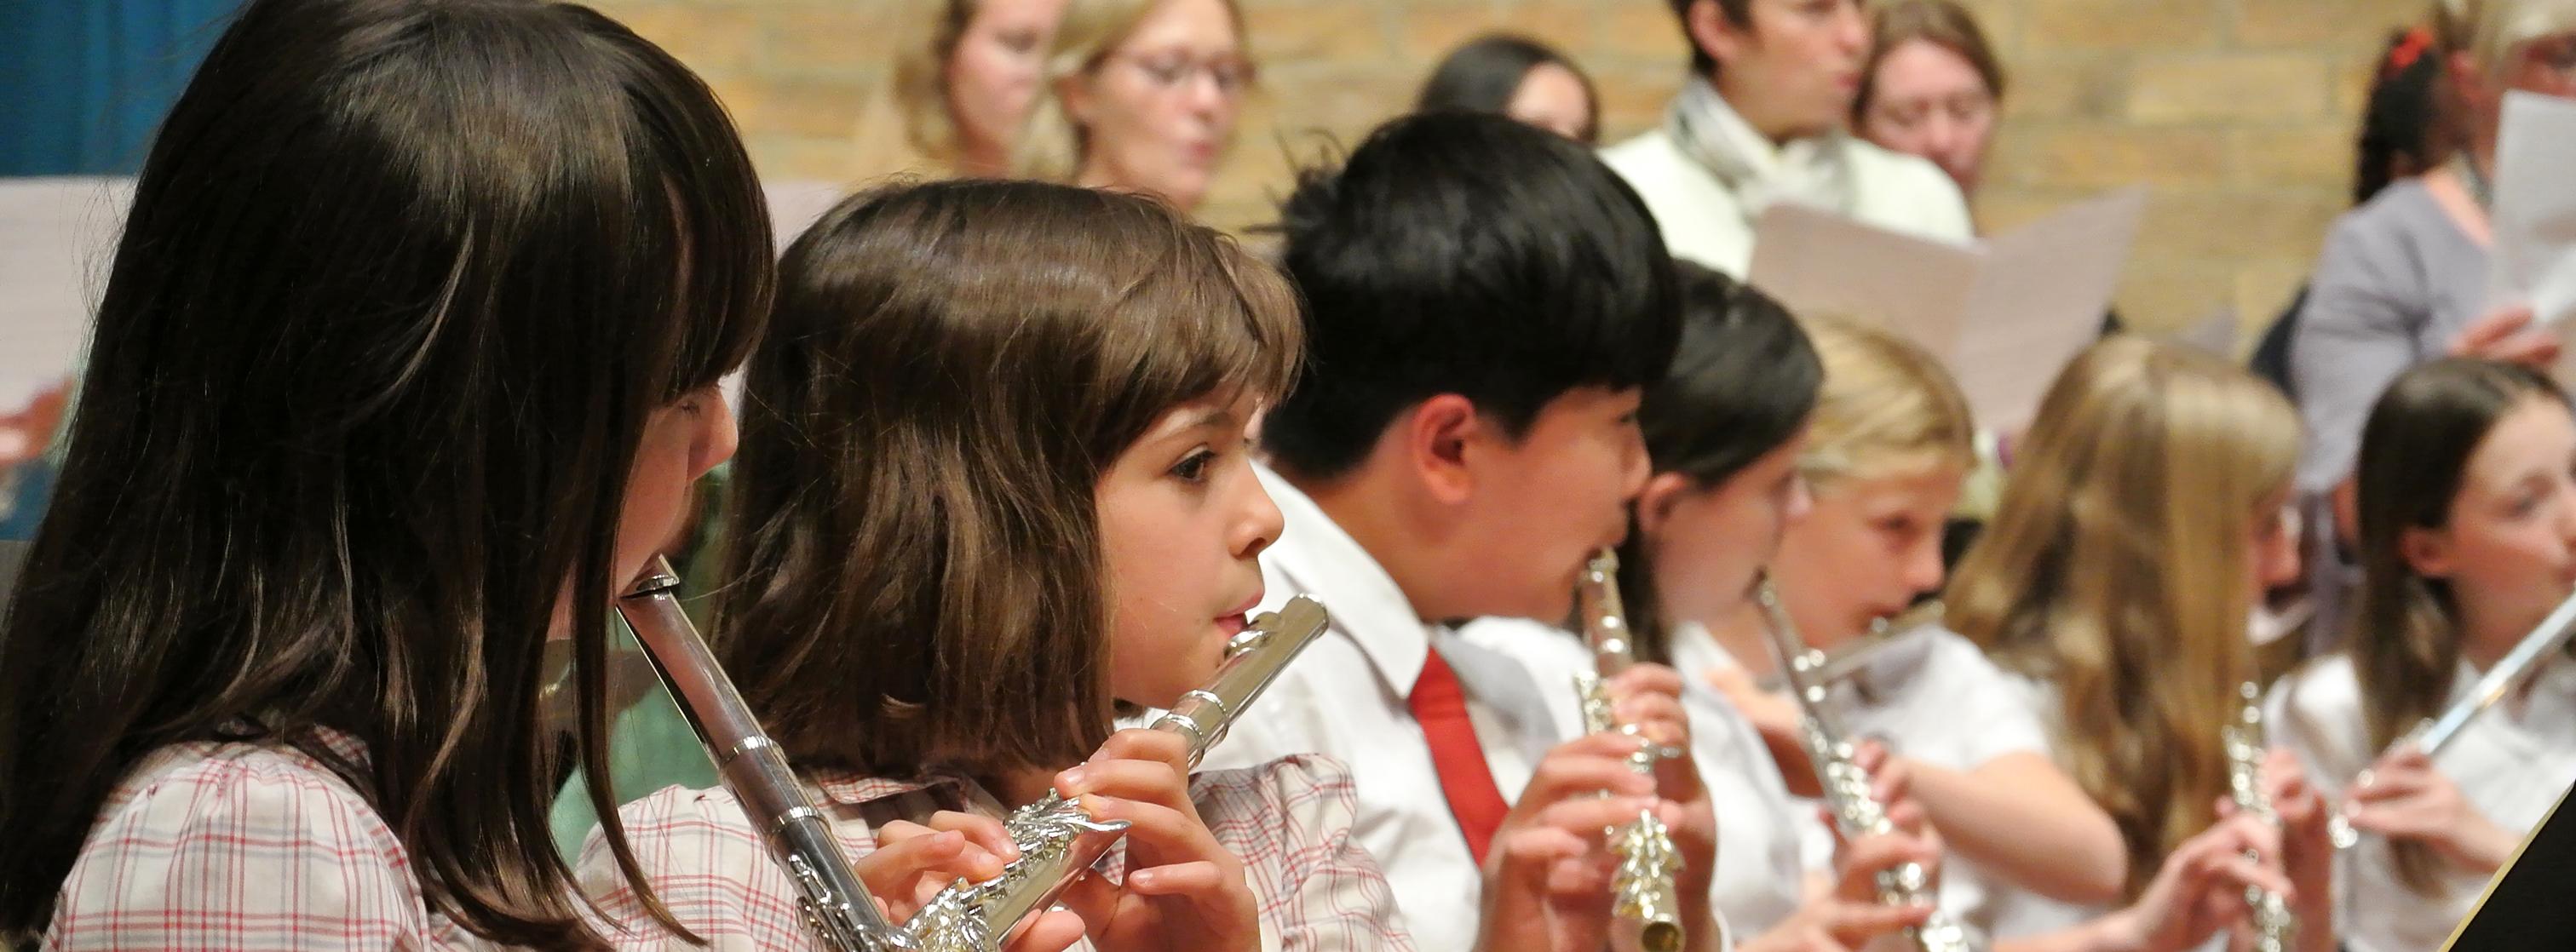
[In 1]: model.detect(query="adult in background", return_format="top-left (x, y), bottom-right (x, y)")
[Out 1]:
top-left (1417, 33), bottom-right (1601, 145)
top-left (2283, 0), bottom-right (2576, 657)
top-left (1014, 0), bottom-right (1253, 215)
top-left (1603, 0), bottom-right (1971, 275)
top-left (854, 0), bottom-right (1069, 178)
top-left (2249, 25), bottom-right (2459, 401)
top-left (1852, 0), bottom-right (2002, 205)
top-left (2288, 0), bottom-right (2576, 501)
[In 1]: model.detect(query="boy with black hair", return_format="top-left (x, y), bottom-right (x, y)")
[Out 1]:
top-left (1203, 112), bottom-right (1934, 952)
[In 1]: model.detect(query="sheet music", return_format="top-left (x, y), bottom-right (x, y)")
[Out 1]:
top-left (1746, 189), bottom-right (2147, 433)
top-left (2488, 91), bottom-right (2576, 328)
top-left (0, 177), bottom-right (129, 414)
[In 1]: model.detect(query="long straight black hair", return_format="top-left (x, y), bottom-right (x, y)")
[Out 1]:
top-left (0, 0), bottom-right (770, 946)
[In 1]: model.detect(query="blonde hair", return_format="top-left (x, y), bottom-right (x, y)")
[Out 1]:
top-left (1797, 315), bottom-right (1975, 487)
top-left (1011, 0), bottom-right (1249, 184)
top-left (889, 0), bottom-right (978, 165)
top-left (1947, 338), bottom-right (2301, 895)
top-left (2440, 0), bottom-right (2576, 83)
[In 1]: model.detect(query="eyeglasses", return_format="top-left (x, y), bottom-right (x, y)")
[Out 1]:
top-left (1105, 50), bottom-right (1256, 97)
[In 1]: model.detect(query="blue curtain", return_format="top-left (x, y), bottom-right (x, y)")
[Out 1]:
top-left (0, 0), bottom-right (243, 175)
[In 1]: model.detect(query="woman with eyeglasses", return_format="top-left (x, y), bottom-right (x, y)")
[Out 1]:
top-left (1013, 0), bottom-right (1254, 214)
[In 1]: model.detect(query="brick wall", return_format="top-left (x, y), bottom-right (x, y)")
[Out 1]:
top-left (588, 0), bottom-right (2429, 344)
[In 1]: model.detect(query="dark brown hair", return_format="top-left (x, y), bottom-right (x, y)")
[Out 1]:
top-left (1415, 33), bottom-right (1601, 144)
top-left (1854, 0), bottom-right (2007, 122)
top-left (721, 180), bottom-right (1301, 783)
top-left (1619, 263), bottom-right (1821, 663)
top-left (0, 0), bottom-right (768, 945)
top-left (2349, 358), bottom-right (2568, 896)
top-left (1669, 0), bottom-right (1756, 76)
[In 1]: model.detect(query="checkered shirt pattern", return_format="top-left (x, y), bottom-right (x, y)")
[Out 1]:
top-left (580, 753), bottom-right (1418, 951)
top-left (39, 729), bottom-right (566, 950)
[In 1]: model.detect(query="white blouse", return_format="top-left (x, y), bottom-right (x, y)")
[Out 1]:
top-left (2266, 651), bottom-right (2576, 952)
top-left (1673, 622), bottom-right (2063, 944)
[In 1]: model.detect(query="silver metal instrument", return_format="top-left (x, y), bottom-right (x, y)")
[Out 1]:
top-left (1751, 599), bottom-right (1944, 693)
top-left (904, 596), bottom-right (1332, 952)
top-left (2223, 681), bottom-right (2297, 952)
top-left (1573, 550), bottom-right (1688, 952)
top-left (2327, 585), bottom-right (2576, 850)
top-left (1755, 574), bottom-right (1974, 952)
top-left (618, 556), bottom-right (918, 951)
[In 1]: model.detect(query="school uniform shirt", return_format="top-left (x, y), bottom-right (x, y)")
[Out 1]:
top-left (1193, 464), bottom-right (1563, 952)
top-left (1599, 77), bottom-right (1974, 278)
top-left (1678, 622), bottom-right (2058, 943)
top-left (41, 727), bottom-right (569, 950)
top-left (2266, 652), bottom-right (2576, 952)
top-left (583, 754), bottom-right (1412, 952)
top-left (1981, 673), bottom-right (2116, 940)
top-left (1456, 616), bottom-right (1807, 938)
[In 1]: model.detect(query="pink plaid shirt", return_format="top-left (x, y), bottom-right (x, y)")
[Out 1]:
top-left (580, 754), bottom-right (1417, 951)
top-left (39, 729), bottom-right (563, 950)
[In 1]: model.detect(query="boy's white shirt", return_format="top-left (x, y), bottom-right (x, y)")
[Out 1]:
top-left (1198, 463), bottom-right (1737, 952)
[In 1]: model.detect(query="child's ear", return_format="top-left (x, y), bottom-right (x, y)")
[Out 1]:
top-left (1636, 471), bottom-right (1694, 538)
top-left (1404, 393), bottom-right (1483, 506)
top-left (2399, 525), bottom-right (2456, 581)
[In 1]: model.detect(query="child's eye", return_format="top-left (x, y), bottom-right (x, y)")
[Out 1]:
top-left (1170, 448), bottom-right (1216, 484)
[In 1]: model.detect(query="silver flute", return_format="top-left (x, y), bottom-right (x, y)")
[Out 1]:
top-left (2222, 681), bottom-right (2297, 952)
top-left (1752, 600), bottom-right (1946, 693)
top-left (903, 596), bottom-right (1332, 952)
top-left (1754, 575), bottom-right (1974, 952)
top-left (2325, 584), bottom-right (2576, 850)
top-left (617, 556), bottom-right (919, 951)
top-left (1573, 550), bottom-right (1688, 952)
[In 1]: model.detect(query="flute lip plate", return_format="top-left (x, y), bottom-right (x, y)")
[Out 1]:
top-left (1254, 595), bottom-right (1330, 639)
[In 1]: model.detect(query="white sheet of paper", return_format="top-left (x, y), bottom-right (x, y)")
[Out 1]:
top-left (0, 177), bottom-right (129, 414)
top-left (2489, 91), bottom-right (2576, 328)
top-left (1745, 188), bottom-right (2147, 433)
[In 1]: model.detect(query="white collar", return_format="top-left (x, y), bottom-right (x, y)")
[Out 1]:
top-left (1255, 462), bottom-right (1434, 696)
top-left (1665, 75), bottom-right (1860, 221)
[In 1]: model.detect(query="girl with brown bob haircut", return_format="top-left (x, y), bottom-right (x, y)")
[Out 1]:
top-left (584, 179), bottom-right (1429, 949)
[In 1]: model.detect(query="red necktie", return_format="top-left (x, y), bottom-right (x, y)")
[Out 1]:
top-left (1408, 646), bottom-right (1512, 864)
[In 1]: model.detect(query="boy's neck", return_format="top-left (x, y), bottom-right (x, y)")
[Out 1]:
top-left (1285, 465), bottom-right (1458, 626)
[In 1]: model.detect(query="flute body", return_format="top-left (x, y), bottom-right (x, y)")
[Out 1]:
top-left (905, 596), bottom-right (1332, 952)
top-left (1573, 551), bottom-right (1688, 952)
top-left (618, 556), bottom-right (918, 952)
